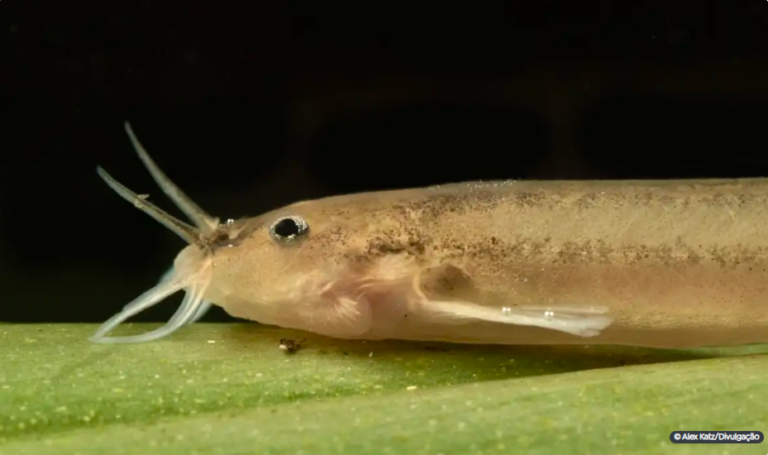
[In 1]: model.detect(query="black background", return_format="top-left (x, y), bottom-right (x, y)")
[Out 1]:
top-left (3, 1), bottom-right (768, 324)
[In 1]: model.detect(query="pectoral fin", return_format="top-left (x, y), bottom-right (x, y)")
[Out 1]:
top-left (412, 265), bottom-right (613, 337)
top-left (418, 299), bottom-right (612, 337)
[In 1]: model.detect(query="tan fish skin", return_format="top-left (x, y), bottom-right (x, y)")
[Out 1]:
top-left (204, 179), bottom-right (768, 349)
top-left (91, 123), bottom-right (768, 348)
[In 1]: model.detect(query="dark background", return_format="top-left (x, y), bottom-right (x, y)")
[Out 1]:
top-left (3, 1), bottom-right (768, 325)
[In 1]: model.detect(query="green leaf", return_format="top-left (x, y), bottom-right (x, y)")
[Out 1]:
top-left (1, 323), bottom-right (767, 454)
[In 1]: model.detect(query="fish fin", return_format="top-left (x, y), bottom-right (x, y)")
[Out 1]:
top-left (294, 281), bottom-right (373, 338)
top-left (415, 299), bottom-right (612, 337)
top-left (411, 265), bottom-right (613, 337)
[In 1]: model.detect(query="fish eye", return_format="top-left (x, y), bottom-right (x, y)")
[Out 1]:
top-left (269, 215), bottom-right (309, 243)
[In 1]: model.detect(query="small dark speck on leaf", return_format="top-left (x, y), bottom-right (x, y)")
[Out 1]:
top-left (279, 338), bottom-right (306, 353)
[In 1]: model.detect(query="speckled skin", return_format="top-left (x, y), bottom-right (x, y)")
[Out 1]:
top-left (202, 178), bottom-right (768, 348)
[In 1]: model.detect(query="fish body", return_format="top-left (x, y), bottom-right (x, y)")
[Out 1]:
top-left (92, 123), bottom-right (768, 348)
top-left (208, 179), bottom-right (768, 348)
